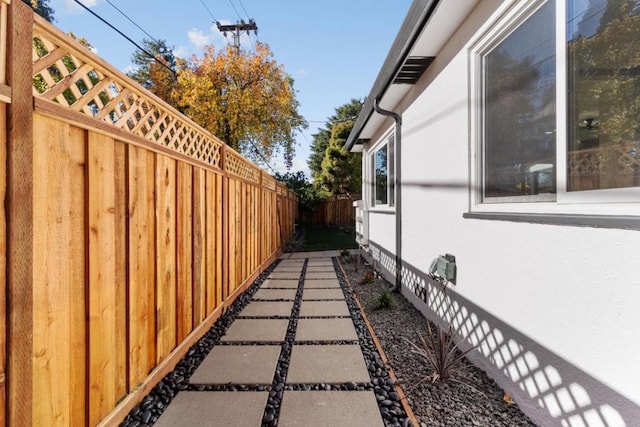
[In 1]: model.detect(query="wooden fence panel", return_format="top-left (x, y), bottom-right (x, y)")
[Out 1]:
top-left (32, 114), bottom-right (86, 426)
top-left (127, 145), bottom-right (156, 389)
top-left (155, 155), bottom-right (177, 363)
top-left (88, 131), bottom-right (121, 425)
top-left (193, 169), bottom-right (206, 324)
top-left (177, 162), bottom-right (194, 342)
top-left (2, 3), bottom-right (299, 424)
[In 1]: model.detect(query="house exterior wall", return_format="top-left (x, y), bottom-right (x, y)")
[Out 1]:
top-left (360, 1), bottom-right (640, 426)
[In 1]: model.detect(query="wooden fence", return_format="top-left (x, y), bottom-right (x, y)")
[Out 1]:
top-left (302, 195), bottom-right (360, 226)
top-left (1, 2), bottom-right (297, 425)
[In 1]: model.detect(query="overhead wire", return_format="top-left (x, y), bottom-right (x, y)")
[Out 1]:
top-left (104, 0), bottom-right (159, 45)
top-left (227, 0), bottom-right (243, 21)
top-left (237, 0), bottom-right (251, 20)
top-left (71, 0), bottom-right (175, 74)
top-left (197, 0), bottom-right (219, 23)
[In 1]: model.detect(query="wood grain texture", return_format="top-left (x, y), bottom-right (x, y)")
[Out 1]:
top-left (7, 2), bottom-right (34, 425)
top-left (176, 162), bottom-right (193, 342)
top-left (192, 168), bottom-right (206, 324)
top-left (88, 131), bottom-right (118, 425)
top-left (155, 155), bottom-right (177, 362)
top-left (32, 114), bottom-right (86, 426)
top-left (127, 145), bottom-right (156, 389)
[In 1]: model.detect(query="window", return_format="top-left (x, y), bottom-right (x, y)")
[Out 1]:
top-left (471, 0), bottom-right (640, 214)
top-left (483, 0), bottom-right (556, 202)
top-left (371, 131), bottom-right (395, 208)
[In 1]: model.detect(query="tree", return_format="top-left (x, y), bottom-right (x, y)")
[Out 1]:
top-left (319, 120), bottom-right (362, 196)
top-left (175, 42), bottom-right (307, 168)
top-left (127, 39), bottom-right (180, 109)
top-left (274, 171), bottom-right (325, 211)
top-left (23, 0), bottom-right (54, 22)
top-left (308, 99), bottom-right (363, 181)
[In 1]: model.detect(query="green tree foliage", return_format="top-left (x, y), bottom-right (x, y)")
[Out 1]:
top-left (308, 99), bottom-right (363, 181)
top-left (127, 38), bottom-right (181, 109)
top-left (274, 171), bottom-right (326, 210)
top-left (175, 43), bottom-right (307, 168)
top-left (23, 0), bottom-right (54, 22)
top-left (319, 120), bottom-right (362, 196)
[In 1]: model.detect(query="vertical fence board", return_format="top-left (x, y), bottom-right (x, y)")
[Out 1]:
top-left (114, 141), bottom-right (127, 400)
top-left (192, 168), bottom-right (206, 324)
top-left (127, 146), bottom-right (156, 388)
top-left (215, 174), bottom-right (224, 307)
top-left (241, 182), bottom-right (247, 282)
top-left (228, 179), bottom-right (236, 294)
top-left (88, 132), bottom-right (118, 425)
top-left (155, 155), bottom-right (177, 362)
top-left (0, 102), bottom-right (5, 427)
top-left (177, 163), bottom-right (193, 342)
top-left (205, 172), bottom-right (216, 314)
top-left (7, 2), bottom-right (34, 424)
top-left (32, 115), bottom-right (86, 426)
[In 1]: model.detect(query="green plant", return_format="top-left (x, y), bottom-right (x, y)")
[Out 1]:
top-left (360, 271), bottom-right (374, 284)
top-left (340, 248), bottom-right (351, 258)
top-left (405, 321), bottom-right (476, 386)
top-left (376, 289), bottom-right (395, 310)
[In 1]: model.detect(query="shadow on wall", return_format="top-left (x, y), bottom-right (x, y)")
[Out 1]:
top-left (367, 242), bottom-right (640, 427)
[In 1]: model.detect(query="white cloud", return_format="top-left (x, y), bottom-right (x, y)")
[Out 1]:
top-left (187, 28), bottom-right (211, 49)
top-left (52, 0), bottom-right (100, 15)
top-left (174, 46), bottom-right (190, 59)
top-left (297, 69), bottom-right (307, 75)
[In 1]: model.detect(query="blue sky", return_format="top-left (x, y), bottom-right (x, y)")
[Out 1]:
top-left (48, 0), bottom-right (412, 177)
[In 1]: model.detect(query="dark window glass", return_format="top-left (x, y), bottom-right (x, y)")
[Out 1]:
top-left (484, 1), bottom-right (557, 199)
top-left (375, 145), bottom-right (388, 205)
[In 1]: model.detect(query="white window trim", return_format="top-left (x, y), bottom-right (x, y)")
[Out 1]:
top-left (468, 0), bottom-right (640, 218)
top-left (368, 128), bottom-right (395, 212)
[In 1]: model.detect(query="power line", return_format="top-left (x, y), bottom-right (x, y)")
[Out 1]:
top-left (237, 0), bottom-right (251, 20)
top-left (71, 0), bottom-right (174, 75)
top-left (197, 0), bottom-right (218, 22)
top-left (228, 0), bottom-right (242, 20)
top-left (104, 0), bottom-right (159, 45)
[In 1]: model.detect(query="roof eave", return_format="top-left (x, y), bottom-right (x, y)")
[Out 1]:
top-left (345, 0), bottom-right (441, 152)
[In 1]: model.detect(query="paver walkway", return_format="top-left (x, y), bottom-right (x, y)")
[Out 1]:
top-left (155, 251), bottom-right (385, 427)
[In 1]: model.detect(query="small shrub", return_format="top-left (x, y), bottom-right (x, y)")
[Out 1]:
top-left (360, 271), bottom-right (374, 284)
top-left (405, 321), bottom-right (475, 386)
top-left (340, 248), bottom-right (351, 259)
top-left (376, 289), bottom-right (395, 310)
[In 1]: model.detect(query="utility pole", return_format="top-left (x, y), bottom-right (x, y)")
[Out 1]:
top-left (216, 19), bottom-right (258, 54)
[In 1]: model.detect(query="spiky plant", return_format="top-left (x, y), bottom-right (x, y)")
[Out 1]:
top-left (376, 289), bottom-right (395, 310)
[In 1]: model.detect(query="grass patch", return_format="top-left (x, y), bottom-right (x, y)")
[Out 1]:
top-left (297, 225), bottom-right (358, 252)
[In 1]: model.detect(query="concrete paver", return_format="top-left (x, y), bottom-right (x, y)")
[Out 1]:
top-left (286, 345), bottom-right (371, 383)
top-left (155, 392), bottom-right (269, 427)
top-left (253, 289), bottom-right (297, 300)
top-left (306, 266), bottom-right (336, 273)
top-left (303, 279), bottom-right (340, 288)
top-left (269, 271), bottom-right (302, 280)
top-left (295, 318), bottom-right (358, 341)
top-left (279, 391), bottom-right (384, 427)
top-left (307, 261), bottom-right (334, 267)
top-left (302, 288), bottom-right (344, 300)
top-left (221, 319), bottom-right (289, 342)
top-left (299, 300), bottom-right (350, 317)
top-left (273, 266), bottom-right (303, 273)
top-left (305, 272), bottom-right (338, 280)
top-left (239, 301), bottom-right (293, 317)
top-left (190, 345), bottom-right (280, 384)
top-left (261, 279), bottom-right (299, 289)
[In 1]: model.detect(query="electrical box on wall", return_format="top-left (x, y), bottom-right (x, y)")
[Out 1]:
top-left (429, 254), bottom-right (456, 284)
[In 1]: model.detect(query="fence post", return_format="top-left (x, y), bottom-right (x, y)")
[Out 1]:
top-left (7, 1), bottom-right (34, 425)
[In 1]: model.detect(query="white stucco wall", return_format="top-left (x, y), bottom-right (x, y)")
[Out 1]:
top-left (362, 1), bottom-right (640, 425)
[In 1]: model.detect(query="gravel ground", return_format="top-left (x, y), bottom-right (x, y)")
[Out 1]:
top-left (339, 255), bottom-right (537, 427)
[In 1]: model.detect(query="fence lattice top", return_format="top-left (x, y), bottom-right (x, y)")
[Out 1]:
top-left (30, 16), bottom-right (264, 180)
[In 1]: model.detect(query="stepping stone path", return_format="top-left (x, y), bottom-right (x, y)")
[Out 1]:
top-left (122, 251), bottom-right (408, 427)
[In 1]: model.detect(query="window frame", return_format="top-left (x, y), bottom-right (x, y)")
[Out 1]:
top-left (369, 128), bottom-right (395, 211)
top-left (468, 0), bottom-right (640, 218)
